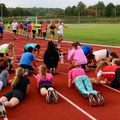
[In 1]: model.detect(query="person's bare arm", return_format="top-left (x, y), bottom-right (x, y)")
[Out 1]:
top-left (68, 78), bottom-right (73, 88)
top-left (26, 84), bottom-right (30, 94)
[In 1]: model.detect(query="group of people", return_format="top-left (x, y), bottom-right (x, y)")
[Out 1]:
top-left (0, 28), bottom-right (120, 117)
top-left (67, 41), bottom-right (120, 105)
top-left (6, 19), bottom-right (67, 47)
top-left (0, 41), bottom-right (60, 115)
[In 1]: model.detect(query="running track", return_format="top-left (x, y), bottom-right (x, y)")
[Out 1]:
top-left (0, 31), bottom-right (120, 120)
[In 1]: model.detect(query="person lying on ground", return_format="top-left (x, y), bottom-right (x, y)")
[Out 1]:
top-left (0, 67), bottom-right (30, 108)
top-left (35, 65), bottom-right (58, 103)
top-left (68, 65), bottom-right (104, 106)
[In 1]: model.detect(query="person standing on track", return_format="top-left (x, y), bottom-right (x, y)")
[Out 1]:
top-left (68, 65), bottom-right (104, 106)
top-left (57, 19), bottom-right (67, 47)
top-left (49, 21), bottom-right (56, 41)
top-left (41, 21), bottom-right (48, 40)
top-left (0, 20), bottom-right (3, 40)
top-left (26, 21), bottom-right (32, 41)
top-left (31, 22), bottom-right (37, 40)
top-left (11, 19), bottom-right (18, 40)
top-left (35, 65), bottom-right (58, 103)
top-left (37, 21), bottom-right (42, 38)
top-left (0, 67), bottom-right (30, 108)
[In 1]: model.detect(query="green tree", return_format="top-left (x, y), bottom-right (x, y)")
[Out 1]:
top-left (105, 3), bottom-right (115, 17)
top-left (96, 1), bottom-right (105, 16)
top-left (65, 6), bottom-right (72, 16)
top-left (77, 1), bottom-right (86, 23)
top-left (77, 1), bottom-right (86, 15)
top-left (0, 3), bottom-right (9, 17)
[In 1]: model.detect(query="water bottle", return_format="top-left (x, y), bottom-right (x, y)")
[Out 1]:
top-left (60, 52), bottom-right (64, 64)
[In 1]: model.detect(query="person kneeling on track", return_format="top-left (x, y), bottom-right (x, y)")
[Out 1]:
top-left (68, 65), bottom-right (104, 106)
top-left (19, 47), bottom-right (37, 75)
top-left (94, 58), bottom-right (120, 85)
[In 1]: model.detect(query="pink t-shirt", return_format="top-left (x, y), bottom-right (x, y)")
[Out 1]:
top-left (68, 67), bottom-right (86, 82)
top-left (41, 23), bottom-right (48, 33)
top-left (36, 73), bottom-right (53, 84)
top-left (68, 47), bottom-right (88, 65)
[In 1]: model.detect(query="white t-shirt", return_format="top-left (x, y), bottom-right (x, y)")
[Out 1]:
top-left (11, 22), bottom-right (18, 30)
top-left (93, 49), bottom-right (107, 61)
top-left (0, 44), bottom-right (9, 53)
top-left (57, 23), bottom-right (63, 34)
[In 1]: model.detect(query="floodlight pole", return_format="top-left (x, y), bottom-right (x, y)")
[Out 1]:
top-left (95, 6), bottom-right (98, 17)
top-left (78, 8), bottom-right (80, 24)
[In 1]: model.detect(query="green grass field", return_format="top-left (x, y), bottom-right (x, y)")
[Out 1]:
top-left (61, 24), bottom-right (120, 46)
top-left (6, 24), bottom-right (120, 46)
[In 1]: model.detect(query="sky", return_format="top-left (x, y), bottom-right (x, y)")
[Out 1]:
top-left (0, 0), bottom-right (120, 9)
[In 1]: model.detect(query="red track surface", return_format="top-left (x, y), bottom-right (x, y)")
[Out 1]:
top-left (0, 31), bottom-right (120, 120)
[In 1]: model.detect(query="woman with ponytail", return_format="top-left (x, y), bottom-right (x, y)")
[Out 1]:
top-left (0, 67), bottom-right (30, 108)
top-left (35, 65), bottom-right (58, 103)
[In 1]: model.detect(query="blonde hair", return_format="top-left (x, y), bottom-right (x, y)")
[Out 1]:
top-left (95, 61), bottom-right (109, 73)
top-left (11, 67), bottom-right (25, 88)
top-left (38, 65), bottom-right (46, 78)
top-left (8, 42), bottom-right (14, 50)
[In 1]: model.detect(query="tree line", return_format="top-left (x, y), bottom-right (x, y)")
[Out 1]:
top-left (0, 1), bottom-right (120, 18)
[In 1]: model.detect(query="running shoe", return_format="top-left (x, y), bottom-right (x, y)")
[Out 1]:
top-left (51, 90), bottom-right (58, 103)
top-left (46, 90), bottom-right (52, 103)
top-left (96, 93), bottom-right (104, 106)
top-left (24, 69), bottom-right (29, 77)
top-left (0, 102), bottom-right (6, 118)
top-left (88, 93), bottom-right (97, 106)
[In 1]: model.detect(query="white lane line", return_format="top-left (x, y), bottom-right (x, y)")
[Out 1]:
top-left (32, 74), bottom-right (97, 120)
top-left (56, 91), bottom-right (97, 120)
top-left (103, 85), bottom-right (120, 93)
top-left (58, 71), bottom-right (120, 94)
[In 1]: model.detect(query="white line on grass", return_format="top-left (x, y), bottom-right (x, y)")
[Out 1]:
top-left (32, 74), bottom-right (97, 120)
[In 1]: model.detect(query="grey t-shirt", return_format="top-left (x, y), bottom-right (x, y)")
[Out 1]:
top-left (0, 70), bottom-right (9, 87)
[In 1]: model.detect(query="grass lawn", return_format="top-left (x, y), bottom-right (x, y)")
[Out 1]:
top-left (59, 24), bottom-right (120, 46)
top-left (5, 24), bottom-right (120, 46)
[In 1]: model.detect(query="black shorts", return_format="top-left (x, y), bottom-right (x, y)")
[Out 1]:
top-left (0, 53), bottom-right (8, 57)
top-left (13, 30), bottom-right (17, 33)
top-left (38, 29), bottom-right (41, 32)
top-left (39, 83), bottom-right (53, 90)
top-left (42, 32), bottom-right (46, 37)
top-left (0, 31), bottom-right (3, 34)
top-left (50, 31), bottom-right (55, 36)
top-left (4, 89), bottom-right (24, 102)
top-left (32, 30), bottom-right (36, 35)
top-left (20, 64), bottom-right (34, 71)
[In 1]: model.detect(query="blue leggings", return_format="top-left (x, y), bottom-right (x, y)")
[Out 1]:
top-left (74, 75), bottom-right (97, 97)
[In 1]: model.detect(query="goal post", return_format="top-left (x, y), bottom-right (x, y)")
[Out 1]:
top-left (26, 17), bottom-right (38, 24)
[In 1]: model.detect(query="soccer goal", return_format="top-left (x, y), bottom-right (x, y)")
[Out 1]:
top-left (26, 17), bottom-right (38, 24)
